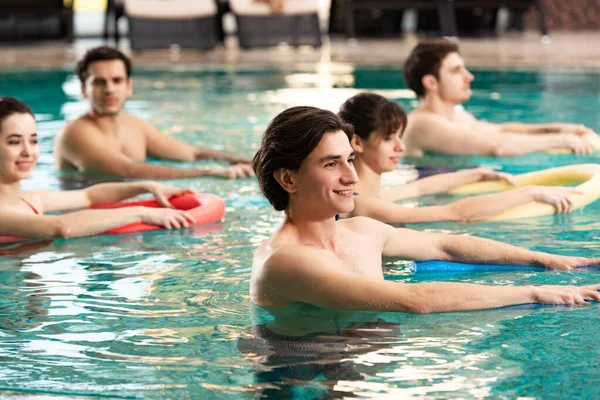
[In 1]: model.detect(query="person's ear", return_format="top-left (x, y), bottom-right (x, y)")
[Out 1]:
top-left (81, 82), bottom-right (88, 99)
top-left (126, 78), bottom-right (133, 96)
top-left (421, 74), bottom-right (438, 92)
top-left (351, 134), bottom-right (365, 153)
top-left (273, 168), bottom-right (297, 194)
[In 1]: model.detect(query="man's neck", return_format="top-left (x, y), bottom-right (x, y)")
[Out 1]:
top-left (354, 158), bottom-right (381, 198)
top-left (86, 110), bottom-right (121, 132)
top-left (419, 95), bottom-right (457, 121)
top-left (282, 211), bottom-right (340, 252)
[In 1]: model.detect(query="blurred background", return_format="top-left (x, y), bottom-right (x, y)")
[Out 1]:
top-left (3, 0), bottom-right (599, 49)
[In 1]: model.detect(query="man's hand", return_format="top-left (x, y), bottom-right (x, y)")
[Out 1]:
top-left (562, 134), bottom-right (597, 155)
top-left (222, 154), bottom-right (253, 164)
top-left (532, 284), bottom-right (600, 305)
top-left (209, 164), bottom-right (255, 179)
top-left (554, 123), bottom-right (591, 135)
top-left (543, 255), bottom-right (600, 271)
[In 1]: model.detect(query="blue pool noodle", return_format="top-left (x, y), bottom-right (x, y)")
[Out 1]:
top-left (412, 260), bottom-right (600, 273)
top-left (411, 260), bottom-right (600, 310)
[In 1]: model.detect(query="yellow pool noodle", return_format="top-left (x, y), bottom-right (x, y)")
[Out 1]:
top-left (449, 164), bottom-right (600, 221)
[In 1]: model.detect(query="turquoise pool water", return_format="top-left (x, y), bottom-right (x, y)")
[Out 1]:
top-left (2, 65), bottom-right (600, 398)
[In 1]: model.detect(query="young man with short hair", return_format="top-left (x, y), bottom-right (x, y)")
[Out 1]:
top-left (55, 46), bottom-right (253, 179)
top-left (251, 106), bottom-right (600, 313)
top-left (401, 40), bottom-right (597, 157)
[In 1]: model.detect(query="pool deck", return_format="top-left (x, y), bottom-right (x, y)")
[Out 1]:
top-left (2, 31), bottom-right (600, 70)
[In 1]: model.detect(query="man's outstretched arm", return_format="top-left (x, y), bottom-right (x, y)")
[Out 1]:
top-left (379, 222), bottom-right (600, 271)
top-left (499, 122), bottom-right (593, 135)
top-left (143, 121), bottom-right (251, 163)
top-left (411, 115), bottom-right (596, 156)
top-left (59, 127), bottom-right (252, 179)
top-left (259, 245), bottom-right (600, 313)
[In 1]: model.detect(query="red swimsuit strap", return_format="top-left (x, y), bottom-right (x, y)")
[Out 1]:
top-left (21, 197), bottom-right (40, 215)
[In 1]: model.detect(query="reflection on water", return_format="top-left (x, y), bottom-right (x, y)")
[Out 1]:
top-left (2, 66), bottom-right (600, 398)
top-left (238, 305), bottom-right (402, 398)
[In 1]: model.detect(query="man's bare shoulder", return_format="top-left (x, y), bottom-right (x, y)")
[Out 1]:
top-left (406, 109), bottom-right (450, 128)
top-left (61, 115), bottom-right (99, 136)
top-left (62, 112), bottom-right (144, 133)
top-left (254, 236), bottom-right (319, 271)
top-left (254, 218), bottom-right (388, 266)
top-left (251, 241), bottom-right (326, 301)
top-left (55, 117), bottom-right (103, 159)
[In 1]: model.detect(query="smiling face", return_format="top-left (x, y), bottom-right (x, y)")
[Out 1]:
top-left (288, 130), bottom-right (358, 217)
top-left (433, 52), bottom-right (474, 104)
top-left (354, 126), bottom-right (405, 174)
top-left (0, 113), bottom-right (38, 182)
top-left (82, 59), bottom-right (132, 116)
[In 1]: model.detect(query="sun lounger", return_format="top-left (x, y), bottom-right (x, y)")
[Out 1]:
top-left (0, 0), bottom-right (73, 42)
top-left (229, 0), bottom-right (322, 48)
top-left (124, 0), bottom-right (219, 50)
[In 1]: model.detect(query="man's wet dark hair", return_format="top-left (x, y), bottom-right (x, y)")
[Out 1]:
top-left (403, 40), bottom-right (459, 98)
top-left (75, 46), bottom-right (132, 84)
top-left (252, 106), bottom-right (354, 211)
top-left (338, 92), bottom-right (407, 141)
top-left (0, 97), bottom-right (34, 133)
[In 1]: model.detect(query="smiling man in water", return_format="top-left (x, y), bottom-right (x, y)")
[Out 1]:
top-left (250, 106), bottom-right (600, 313)
top-left (55, 46), bottom-right (253, 179)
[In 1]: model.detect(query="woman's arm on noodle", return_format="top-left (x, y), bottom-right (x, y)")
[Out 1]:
top-left (30, 182), bottom-right (193, 213)
top-left (365, 186), bottom-right (579, 223)
top-left (382, 168), bottom-right (513, 200)
top-left (443, 186), bottom-right (580, 222)
top-left (0, 207), bottom-right (195, 239)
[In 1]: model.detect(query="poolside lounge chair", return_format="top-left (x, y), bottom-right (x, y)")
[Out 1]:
top-left (229, 0), bottom-right (322, 48)
top-left (341, 0), bottom-right (548, 39)
top-left (0, 0), bottom-right (73, 42)
top-left (124, 0), bottom-right (219, 50)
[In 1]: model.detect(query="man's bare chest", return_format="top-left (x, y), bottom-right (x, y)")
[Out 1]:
top-left (104, 130), bottom-right (147, 161)
top-left (322, 242), bottom-right (383, 278)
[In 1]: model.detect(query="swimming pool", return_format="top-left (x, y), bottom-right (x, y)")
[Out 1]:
top-left (2, 65), bottom-right (600, 398)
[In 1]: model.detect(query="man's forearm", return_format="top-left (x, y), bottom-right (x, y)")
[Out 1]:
top-left (194, 148), bottom-right (251, 163)
top-left (404, 281), bottom-right (535, 313)
top-left (501, 122), bottom-right (585, 135)
top-left (106, 162), bottom-right (216, 179)
top-left (500, 123), bottom-right (561, 134)
top-left (195, 148), bottom-right (226, 160)
top-left (494, 133), bottom-right (570, 156)
top-left (436, 234), bottom-right (548, 267)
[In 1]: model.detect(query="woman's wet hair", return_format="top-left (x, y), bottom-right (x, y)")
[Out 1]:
top-left (253, 106), bottom-right (354, 211)
top-left (0, 97), bottom-right (34, 134)
top-left (338, 92), bottom-right (407, 141)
